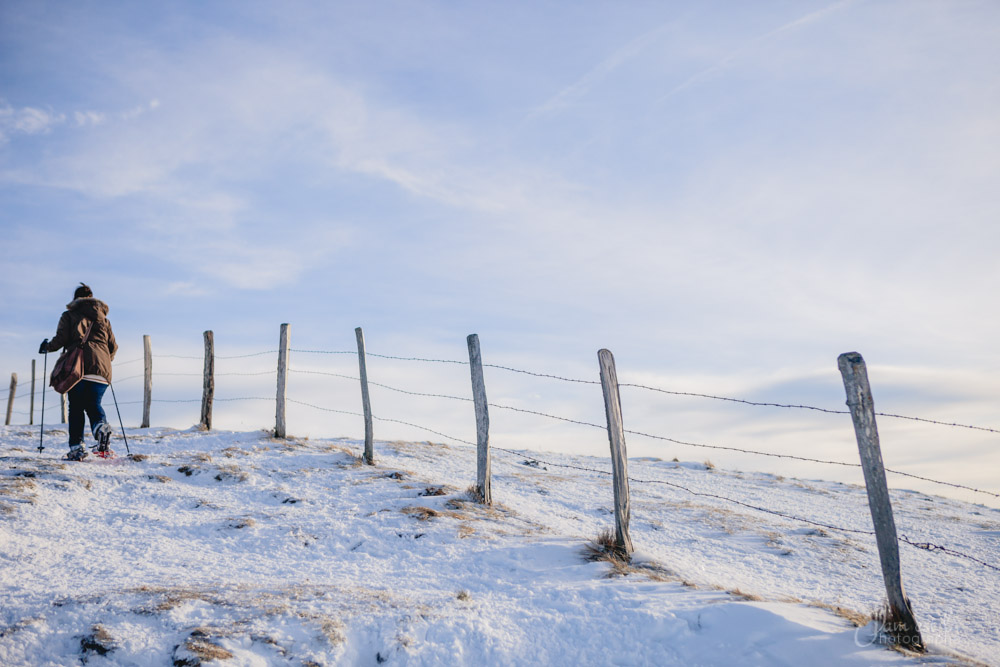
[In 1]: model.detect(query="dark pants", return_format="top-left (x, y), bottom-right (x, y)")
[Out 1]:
top-left (68, 380), bottom-right (108, 447)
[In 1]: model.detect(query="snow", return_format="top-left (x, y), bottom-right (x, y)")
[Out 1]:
top-left (1, 425), bottom-right (996, 666)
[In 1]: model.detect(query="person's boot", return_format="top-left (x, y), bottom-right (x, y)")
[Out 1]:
top-left (95, 422), bottom-right (113, 452)
top-left (65, 445), bottom-right (88, 461)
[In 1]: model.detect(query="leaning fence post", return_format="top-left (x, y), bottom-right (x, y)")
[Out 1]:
top-left (200, 330), bottom-right (215, 430)
top-left (141, 335), bottom-right (152, 428)
top-left (30, 360), bottom-right (36, 425)
top-left (275, 323), bottom-right (290, 438)
top-left (467, 334), bottom-right (492, 505)
top-left (838, 352), bottom-right (923, 651)
top-left (5, 373), bottom-right (15, 426)
top-left (598, 349), bottom-right (634, 558)
top-left (355, 327), bottom-right (375, 465)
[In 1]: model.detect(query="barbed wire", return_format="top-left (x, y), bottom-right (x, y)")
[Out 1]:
top-left (617, 382), bottom-right (1000, 435)
top-left (217, 350), bottom-right (279, 359)
top-left (289, 349), bottom-right (355, 356)
top-left (284, 398), bottom-right (475, 445)
top-left (487, 402), bottom-right (1000, 499)
top-left (488, 446), bottom-right (997, 572)
top-left (288, 368), bottom-right (473, 403)
top-left (483, 364), bottom-right (600, 385)
top-left (870, 412), bottom-right (1000, 435)
top-left (899, 535), bottom-right (1000, 573)
top-left (366, 352), bottom-right (466, 365)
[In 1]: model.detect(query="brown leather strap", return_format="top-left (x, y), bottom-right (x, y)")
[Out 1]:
top-left (79, 320), bottom-right (96, 346)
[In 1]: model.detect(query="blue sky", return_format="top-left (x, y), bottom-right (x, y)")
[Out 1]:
top-left (2, 1), bottom-right (999, 503)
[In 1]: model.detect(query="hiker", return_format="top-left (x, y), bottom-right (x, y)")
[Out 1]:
top-left (39, 283), bottom-right (118, 461)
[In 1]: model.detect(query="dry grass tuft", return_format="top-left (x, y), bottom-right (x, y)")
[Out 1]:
top-left (456, 590), bottom-right (470, 601)
top-left (148, 475), bottom-right (171, 484)
top-left (401, 506), bottom-right (441, 521)
top-left (583, 528), bottom-right (631, 569)
top-left (808, 600), bottom-right (870, 627)
top-left (128, 453), bottom-right (149, 462)
top-left (729, 589), bottom-right (764, 602)
top-left (0, 478), bottom-right (36, 494)
top-left (420, 486), bottom-right (448, 497)
top-left (465, 485), bottom-right (486, 504)
top-left (80, 624), bottom-right (117, 656)
top-left (213, 465), bottom-right (249, 483)
top-left (178, 637), bottom-right (234, 664)
top-left (227, 517), bottom-right (256, 529)
top-left (703, 460), bottom-right (715, 470)
top-left (457, 523), bottom-right (475, 539)
top-left (319, 619), bottom-right (345, 646)
top-left (872, 602), bottom-right (925, 652)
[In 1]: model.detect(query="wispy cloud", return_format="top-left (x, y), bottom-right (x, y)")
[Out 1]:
top-left (0, 103), bottom-right (66, 142)
top-left (655, 0), bottom-right (856, 103)
top-left (529, 19), bottom-right (678, 120)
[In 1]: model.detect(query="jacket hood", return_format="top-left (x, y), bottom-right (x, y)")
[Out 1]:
top-left (66, 297), bottom-right (109, 320)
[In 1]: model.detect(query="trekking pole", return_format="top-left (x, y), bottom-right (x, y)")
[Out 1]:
top-left (38, 350), bottom-right (47, 453)
top-left (108, 382), bottom-right (131, 456)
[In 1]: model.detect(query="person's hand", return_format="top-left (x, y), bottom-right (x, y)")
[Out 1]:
top-left (39, 339), bottom-right (49, 354)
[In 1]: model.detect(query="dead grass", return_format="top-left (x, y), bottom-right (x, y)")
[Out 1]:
top-left (401, 506), bottom-right (441, 521)
top-left (808, 600), bottom-right (870, 627)
top-left (0, 478), bottom-right (37, 494)
top-left (129, 453), bottom-right (149, 462)
top-left (728, 589), bottom-right (764, 602)
top-left (80, 624), bottom-right (116, 656)
top-left (148, 475), bottom-right (171, 483)
top-left (318, 619), bottom-right (345, 646)
top-left (457, 523), bottom-right (475, 538)
top-left (179, 636), bottom-right (234, 664)
top-left (456, 590), bottom-right (470, 601)
top-left (703, 460), bottom-right (715, 470)
top-left (465, 485), bottom-right (486, 504)
top-left (582, 528), bottom-right (631, 569)
top-left (872, 602), bottom-right (926, 653)
top-left (213, 465), bottom-right (249, 482)
top-left (401, 505), bottom-right (464, 522)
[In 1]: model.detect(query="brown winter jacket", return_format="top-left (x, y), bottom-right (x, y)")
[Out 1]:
top-left (45, 298), bottom-right (118, 382)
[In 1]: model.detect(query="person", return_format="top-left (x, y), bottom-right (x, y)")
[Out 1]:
top-left (39, 283), bottom-right (118, 461)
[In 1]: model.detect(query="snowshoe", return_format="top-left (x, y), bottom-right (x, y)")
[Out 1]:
top-left (64, 446), bottom-right (89, 462)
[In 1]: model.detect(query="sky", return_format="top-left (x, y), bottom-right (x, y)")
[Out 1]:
top-left (2, 0), bottom-right (999, 504)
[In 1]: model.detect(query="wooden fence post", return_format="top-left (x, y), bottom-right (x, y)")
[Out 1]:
top-left (467, 334), bottom-right (492, 505)
top-left (838, 352), bottom-right (923, 651)
top-left (141, 335), bottom-right (152, 428)
top-left (598, 349), bottom-right (634, 558)
top-left (5, 373), bottom-right (15, 426)
top-left (60, 392), bottom-right (68, 424)
top-left (200, 330), bottom-right (214, 430)
top-left (275, 323), bottom-right (290, 438)
top-left (355, 327), bottom-right (374, 465)
top-left (29, 360), bottom-right (36, 425)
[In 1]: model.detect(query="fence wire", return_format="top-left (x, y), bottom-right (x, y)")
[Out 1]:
top-left (487, 445), bottom-right (999, 573)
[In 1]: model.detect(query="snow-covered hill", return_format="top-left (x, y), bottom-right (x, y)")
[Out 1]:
top-left (1, 426), bottom-right (996, 666)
